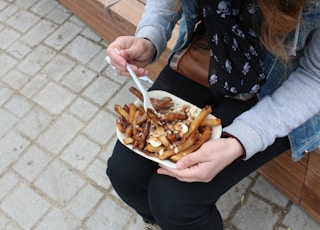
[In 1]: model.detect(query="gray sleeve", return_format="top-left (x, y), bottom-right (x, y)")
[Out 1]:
top-left (135, 0), bottom-right (181, 61)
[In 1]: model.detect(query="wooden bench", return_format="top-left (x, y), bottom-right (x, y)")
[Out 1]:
top-left (58, 0), bottom-right (320, 223)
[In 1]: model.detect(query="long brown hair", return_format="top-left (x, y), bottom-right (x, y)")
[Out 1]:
top-left (257, 0), bottom-right (306, 61)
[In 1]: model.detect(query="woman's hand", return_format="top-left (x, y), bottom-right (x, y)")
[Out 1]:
top-left (157, 138), bottom-right (244, 183)
top-left (106, 36), bottom-right (156, 77)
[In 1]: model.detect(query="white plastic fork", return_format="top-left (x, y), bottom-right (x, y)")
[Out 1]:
top-left (110, 48), bottom-right (155, 111)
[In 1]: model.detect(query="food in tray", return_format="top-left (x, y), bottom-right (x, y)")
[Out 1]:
top-left (115, 87), bottom-right (222, 164)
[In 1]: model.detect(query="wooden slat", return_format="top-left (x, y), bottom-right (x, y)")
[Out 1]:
top-left (58, 0), bottom-right (121, 43)
top-left (300, 151), bottom-right (320, 223)
top-left (99, 0), bottom-right (119, 6)
top-left (258, 150), bottom-right (308, 204)
top-left (304, 167), bottom-right (320, 195)
top-left (300, 184), bottom-right (320, 223)
top-left (308, 152), bottom-right (320, 176)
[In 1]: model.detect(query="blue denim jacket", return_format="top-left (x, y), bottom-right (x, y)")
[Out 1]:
top-left (136, 0), bottom-right (320, 161)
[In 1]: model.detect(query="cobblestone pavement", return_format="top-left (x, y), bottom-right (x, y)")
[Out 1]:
top-left (0, 0), bottom-right (319, 229)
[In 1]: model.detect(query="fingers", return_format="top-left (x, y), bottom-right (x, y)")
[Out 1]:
top-left (106, 37), bottom-right (150, 77)
top-left (106, 44), bottom-right (127, 68)
top-left (157, 165), bottom-right (200, 182)
top-left (175, 150), bottom-right (202, 169)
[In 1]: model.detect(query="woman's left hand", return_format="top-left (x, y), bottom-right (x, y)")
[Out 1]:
top-left (157, 137), bottom-right (244, 183)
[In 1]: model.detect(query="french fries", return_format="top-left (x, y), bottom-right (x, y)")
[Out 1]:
top-left (114, 87), bottom-right (221, 163)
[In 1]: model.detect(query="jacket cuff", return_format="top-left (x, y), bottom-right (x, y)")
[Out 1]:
top-left (136, 26), bottom-right (167, 62)
top-left (223, 121), bottom-right (264, 160)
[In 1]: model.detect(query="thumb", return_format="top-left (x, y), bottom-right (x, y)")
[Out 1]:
top-left (122, 44), bottom-right (143, 61)
top-left (176, 152), bottom-right (200, 169)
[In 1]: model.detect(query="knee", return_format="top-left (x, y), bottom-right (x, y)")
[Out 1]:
top-left (147, 181), bottom-right (197, 228)
top-left (148, 192), bottom-right (184, 227)
top-left (148, 177), bottom-right (223, 229)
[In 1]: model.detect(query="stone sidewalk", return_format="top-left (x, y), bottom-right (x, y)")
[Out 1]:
top-left (0, 0), bottom-right (319, 229)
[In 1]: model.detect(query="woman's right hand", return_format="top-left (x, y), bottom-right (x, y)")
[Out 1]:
top-left (106, 36), bottom-right (156, 77)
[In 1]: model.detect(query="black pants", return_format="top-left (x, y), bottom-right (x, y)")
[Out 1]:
top-left (106, 66), bottom-right (290, 230)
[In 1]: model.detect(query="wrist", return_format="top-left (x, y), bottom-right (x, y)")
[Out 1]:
top-left (222, 132), bottom-right (246, 159)
top-left (143, 38), bottom-right (156, 57)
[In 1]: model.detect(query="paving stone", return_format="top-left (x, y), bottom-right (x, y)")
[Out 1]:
top-left (0, 27), bottom-right (20, 49)
top-left (104, 65), bottom-right (129, 85)
top-left (85, 197), bottom-right (132, 230)
top-left (217, 176), bottom-right (252, 220)
top-left (60, 135), bottom-right (100, 171)
top-left (0, 172), bottom-right (19, 200)
top-left (41, 54), bottom-right (76, 81)
top-left (85, 158), bottom-right (111, 190)
top-left (0, 131), bottom-right (30, 174)
top-left (21, 19), bottom-right (58, 47)
top-left (81, 27), bottom-right (102, 43)
top-left (282, 205), bottom-right (320, 230)
top-left (88, 49), bottom-right (109, 73)
top-left (6, 9), bottom-right (40, 33)
top-left (32, 81), bottom-right (76, 115)
top-left (0, 4), bottom-right (19, 22)
top-left (20, 73), bottom-right (48, 99)
top-left (35, 160), bottom-right (86, 207)
top-left (30, 0), bottom-right (59, 17)
top-left (44, 21), bottom-right (82, 50)
top-left (45, 5), bottom-right (71, 25)
top-left (2, 69), bottom-right (30, 90)
top-left (0, 183), bottom-right (50, 229)
top-left (83, 110), bottom-right (116, 145)
top-left (0, 214), bottom-right (9, 230)
top-left (230, 194), bottom-right (280, 230)
top-left (100, 135), bottom-right (117, 163)
top-left (127, 215), bottom-right (144, 230)
top-left (0, 108), bottom-right (18, 137)
top-left (66, 184), bottom-right (103, 220)
top-left (0, 53), bottom-right (18, 77)
top-left (6, 41), bottom-right (32, 59)
top-left (13, 145), bottom-right (52, 182)
top-left (4, 94), bottom-right (32, 117)
top-left (35, 207), bottom-right (79, 230)
top-left (68, 97), bottom-right (99, 122)
top-left (14, 0), bottom-right (39, 9)
top-left (62, 35), bottom-right (103, 65)
top-left (69, 15), bottom-right (86, 27)
top-left (82, 76), bottom-right (119, 106)
top-left (0, 84), bottom-right (14, 106)
top-left (2, 222), bottom-right (20, 230)
top-left (61, 65), bottom-right (96, 93)
top-left (36, 113), bottom-right (83, 155)
top-left (17, 44), bottom-right (56, 76)
top-left (251, 175), bottom-right (289, 208)
top-left (16, 106), bottom-right (53, 140)
top-left (0, 0), bottom-right (8, 10)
